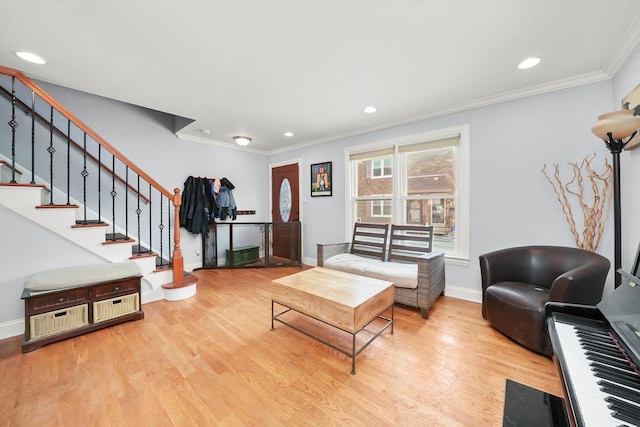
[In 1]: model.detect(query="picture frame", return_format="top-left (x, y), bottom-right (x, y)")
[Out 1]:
top-left (311, 161), bottom-right (332, 197)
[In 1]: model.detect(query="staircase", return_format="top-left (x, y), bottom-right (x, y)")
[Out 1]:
top-left (0, 66), bottom-right (196, 307)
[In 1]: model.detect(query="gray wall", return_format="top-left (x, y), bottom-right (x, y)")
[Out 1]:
top-left (35, 80), bottom-right (272, 269)
top-left (611, 45), bottom-right (640, 281)
top-left (270, 72), bottom-right (622, 300)
top-left (0, 82), bottom-right (269, 327)
top-left (2, 43), bottom-right (640, 329)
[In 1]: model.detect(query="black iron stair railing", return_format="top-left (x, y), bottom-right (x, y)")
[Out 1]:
top-left (0, 66), bottom-right (184, 279)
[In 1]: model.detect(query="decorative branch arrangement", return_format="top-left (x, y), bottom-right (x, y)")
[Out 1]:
top-left (541, 152), bottom-right (613, 252)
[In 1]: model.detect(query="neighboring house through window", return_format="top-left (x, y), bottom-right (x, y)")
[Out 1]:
top-left (371, 200), bottom-right (392, 217)
top-left (372, 158), bottom-right (392, 178)
top-left (345, 125), bottom-right (469, 262)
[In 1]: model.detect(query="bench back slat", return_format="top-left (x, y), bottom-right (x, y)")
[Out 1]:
top-left (388, 225), bottom-right (434, 263)
top-left (350, 223), bottom-right (389, 261)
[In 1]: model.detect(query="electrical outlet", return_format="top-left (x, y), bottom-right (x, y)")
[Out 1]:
top-left (193, 250), bottom-right (200, 257)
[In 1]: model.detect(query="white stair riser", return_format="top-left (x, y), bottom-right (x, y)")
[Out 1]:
top-left (131, 256), bottom-right (160, 275)
top-left (0, 185), bottom-right (177, 296)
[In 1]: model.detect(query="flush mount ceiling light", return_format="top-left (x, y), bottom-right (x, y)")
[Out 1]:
top-left (284, 132), bottom-right (294, 137)
top-left (364, 106), bottom-right (377, 114)
top-left (16, 51), bottom-right (46, 64)
top-left (517, 57), bottom-right (541, 70)
top-left (233, 136), bottom-right (251, 146)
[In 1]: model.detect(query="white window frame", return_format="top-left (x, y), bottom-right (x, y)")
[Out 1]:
top-left (344, 124), bottom-right (470, 264)
top-left (370, 199), bottom-right (392, 217)
top-left (371, 157), bottom-right (392, 178)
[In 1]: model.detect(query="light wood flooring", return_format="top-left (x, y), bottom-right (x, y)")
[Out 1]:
top-left (0, 267), bottom-right (563, 426)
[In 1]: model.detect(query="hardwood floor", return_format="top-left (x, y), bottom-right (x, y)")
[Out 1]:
top-left (0, 267), bottom-right (563, 426)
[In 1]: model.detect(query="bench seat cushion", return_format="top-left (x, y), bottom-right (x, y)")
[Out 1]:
top-left (323, 253), bottom-right (384, 275)
top-left (363, 261), bottom-right (418, 289)
top-left (324, 254), bottom-right (418, 289)
top-left (24, 262), bottom-right (142, 292)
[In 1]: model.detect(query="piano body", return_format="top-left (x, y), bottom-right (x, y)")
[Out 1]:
top-left (546, 269), bottom-right (640, 427)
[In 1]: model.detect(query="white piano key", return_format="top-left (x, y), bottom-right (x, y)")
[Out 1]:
top-left (553, 320), bottom-right (640, 427)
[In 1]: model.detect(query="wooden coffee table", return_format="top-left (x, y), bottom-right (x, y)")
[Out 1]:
top-left (271, 267), bottom-right (394, 374)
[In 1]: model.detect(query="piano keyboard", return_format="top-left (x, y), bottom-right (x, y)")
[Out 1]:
top-left (553, 318), bottom-right (640, 427)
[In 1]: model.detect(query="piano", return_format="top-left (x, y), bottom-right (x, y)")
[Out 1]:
top-left (546, 269), bottom-right (640, 427)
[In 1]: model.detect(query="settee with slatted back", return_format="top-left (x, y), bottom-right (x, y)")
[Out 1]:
top-left (317, 223), bottom-right (445, 318)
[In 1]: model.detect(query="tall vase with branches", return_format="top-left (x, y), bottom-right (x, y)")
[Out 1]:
top-left (541, 152), bottom-right (613, 252)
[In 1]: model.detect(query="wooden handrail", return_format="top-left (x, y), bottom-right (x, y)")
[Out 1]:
top-left (0, 84), bottom-right (151, 203)
top-left (0, 65), bottom-right (173, 200)
top-left (0, 65), bottom-right (184, 284)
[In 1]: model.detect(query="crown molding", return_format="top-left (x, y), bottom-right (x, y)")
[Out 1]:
top-left (270, 71), bottom-right (612, 155)
top-left (179, 70), bottom-right (617, 157)
top-left (603, 15), bottom-right (640, 77)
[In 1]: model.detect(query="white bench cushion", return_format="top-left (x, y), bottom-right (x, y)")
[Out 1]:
top-left (323, 253), bottom-right (383, 275)
top-left (324, 254), bottom-right (418, 289)
top-left (24, 262), bottom-right (142, 292)
top-left (362, 261), bottom-right (418, 289)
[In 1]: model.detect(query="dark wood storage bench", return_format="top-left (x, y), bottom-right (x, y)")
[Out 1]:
top-left (21, 262), bottom-right (144, 353)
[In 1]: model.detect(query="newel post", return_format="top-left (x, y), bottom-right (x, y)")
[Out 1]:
top-left (172, 188), bottom-right (184, 283)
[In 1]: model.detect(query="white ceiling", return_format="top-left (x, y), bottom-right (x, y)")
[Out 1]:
top-left (2, 1), bottom-right (640, 154)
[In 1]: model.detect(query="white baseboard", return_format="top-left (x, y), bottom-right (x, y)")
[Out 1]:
top-left (185, 262), bottom-right (201, 272)
top-left (445, 284), bottom-right (482, 304)
top-left (0, 318), bottom-right (24, 340)
top-left (303, 256), bottom-right (317, 266)
top-left (141, 288), bottom-right (165, 304)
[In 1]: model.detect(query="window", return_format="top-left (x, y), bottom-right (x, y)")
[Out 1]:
top-left (349, 147), bottom-right (394, 225)
top-left (372, 158), bottom-right (392, 178)
top-left (371, 200), bottom-right (392, 217)
top-left (346, 125), bottom-right (469, 261)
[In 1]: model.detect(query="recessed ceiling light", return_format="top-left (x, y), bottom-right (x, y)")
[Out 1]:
top-left (16, 51), bottom-right (46, 64)
top-left (364, 106), bottom-right (377, 114)
top-left (284, 132), bottom-right (294, 137)
top-left (517, 57), bottom-right (541, 70)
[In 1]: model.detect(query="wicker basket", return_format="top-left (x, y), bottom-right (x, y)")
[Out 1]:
top-left (29, 304), bottom-right (89, 340)
top-left (93, 293), bottom-right (139, 323)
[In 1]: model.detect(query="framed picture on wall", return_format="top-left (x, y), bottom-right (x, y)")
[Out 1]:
top-left (311, 161), bottom-right (332, 197)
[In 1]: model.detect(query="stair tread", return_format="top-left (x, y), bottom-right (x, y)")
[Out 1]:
top-left (0, 183), bottom-right (45, 188)
top-left (162, 274), bottom-right (197, 289)
top-left (72, 221), bottom-right (108, 228)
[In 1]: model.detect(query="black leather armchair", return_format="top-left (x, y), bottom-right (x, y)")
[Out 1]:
top-left (479, 246), bottom-right (610, 356)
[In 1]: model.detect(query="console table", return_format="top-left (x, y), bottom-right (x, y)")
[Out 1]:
top-left (202, 221), bottom-right (302, 268)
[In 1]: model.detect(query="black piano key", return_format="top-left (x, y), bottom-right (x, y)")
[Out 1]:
top-left (574, 323), bottom-right (608, 334)
top-left (581, 339), bottom-right (619, 351)
top-left (584, 342), bottom-right (626, 358)
top-left (578, 330), bottom-right (617, 344)
top-left (597, 370), bottom-right (640, 393)
top-left (582, 339), bottom-right (622, 352)
top-left (576, 332), bottom-right (612, 343)
top-left (607, 397), bottom-right (640, 425)
top-left (588, 351), bottom-right (633, 370)
top-left (594, 365), bottom-right (640, 385)
top-left (613, 409), bottom-right (640, 426)
top-left (599, 380), bottom-right (640, 405)
top-left (594, 368), bottom-right (640, 390)
top-left (592, 360), bottom-right (638, 376)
